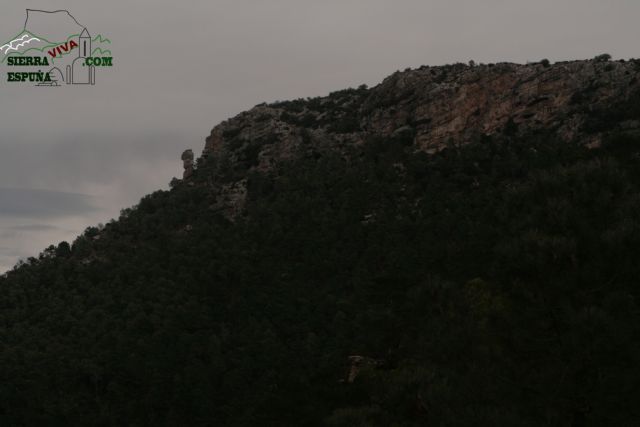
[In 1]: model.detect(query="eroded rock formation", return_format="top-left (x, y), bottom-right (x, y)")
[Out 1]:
top-left (193, 58), bottom-right (640, 218)
top-left (181, 149), bottom-right (194, 179)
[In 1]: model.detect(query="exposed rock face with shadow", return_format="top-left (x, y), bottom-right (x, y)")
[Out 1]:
top-left (189, 59), bottom-right (640, 217)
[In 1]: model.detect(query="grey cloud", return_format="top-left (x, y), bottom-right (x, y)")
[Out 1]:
top-left (9, 224), bottom-right (60, 231)
top-left (0, 187), bottom-right (96, 218)
top-left (0, 131), bottom-right (183, 186)
top-left (0, 246), bottom-right (30, 258)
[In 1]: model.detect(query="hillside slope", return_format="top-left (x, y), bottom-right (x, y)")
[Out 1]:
top-left (2, 58), bottom-right (640, 426)
top-left (199, 58), bottom-right (640, 218)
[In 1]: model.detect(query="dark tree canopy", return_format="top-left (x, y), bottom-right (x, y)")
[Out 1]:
top-left (2, 120), bottom-right (640, 425)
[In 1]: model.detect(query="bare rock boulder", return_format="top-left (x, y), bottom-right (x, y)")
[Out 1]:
top-left (181, 149), bottom-right (194, 179)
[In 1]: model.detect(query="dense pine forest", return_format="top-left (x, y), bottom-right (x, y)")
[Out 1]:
top-left (2, 65), bottom-right (640, 425)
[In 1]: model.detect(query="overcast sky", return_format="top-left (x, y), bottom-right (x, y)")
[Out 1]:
top-left (1, 0), bottom-right (640, 272)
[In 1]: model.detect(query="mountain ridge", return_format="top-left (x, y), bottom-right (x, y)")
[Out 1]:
top-left (2, 56), bottom-right (640, 426)
top-left (191, 57), bottom-right (640, 218)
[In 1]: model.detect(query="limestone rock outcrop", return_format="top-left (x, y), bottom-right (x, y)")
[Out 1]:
top-left (193, 58), bottom-right (640, 218)
top-left (181, 149), bottom-right (194, 179)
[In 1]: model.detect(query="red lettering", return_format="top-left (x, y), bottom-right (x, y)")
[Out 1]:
top-left (47, 40), bottom-right (78, 58)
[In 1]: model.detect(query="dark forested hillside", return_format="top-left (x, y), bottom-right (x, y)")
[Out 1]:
top-left (2, 60), bottom-right (640, 426)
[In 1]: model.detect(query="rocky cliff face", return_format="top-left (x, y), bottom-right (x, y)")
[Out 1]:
top-left (190, 58), bottom-right (640, 216)
top-left (363, 59), bottom-right (640, 151)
